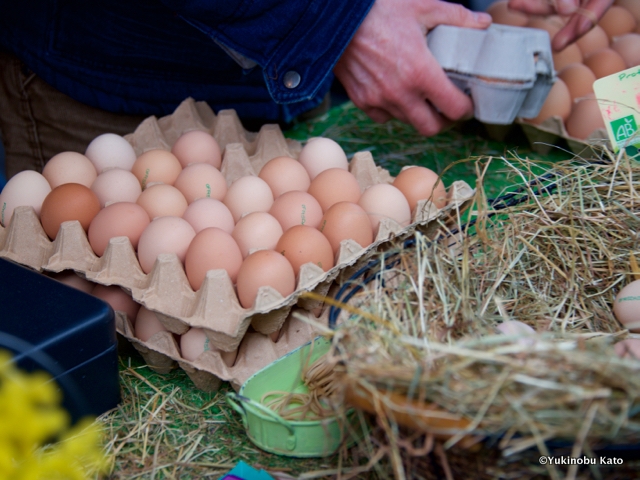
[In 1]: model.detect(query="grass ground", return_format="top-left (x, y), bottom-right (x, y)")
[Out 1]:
top-left (99, 102), bottom-right (585, 479)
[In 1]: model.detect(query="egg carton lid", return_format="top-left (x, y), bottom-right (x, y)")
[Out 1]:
top-left (427, 24), bottom-right (555, 82)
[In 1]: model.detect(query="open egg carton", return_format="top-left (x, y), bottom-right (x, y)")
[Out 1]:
top-left (0, 98), bottom-right (474, 390)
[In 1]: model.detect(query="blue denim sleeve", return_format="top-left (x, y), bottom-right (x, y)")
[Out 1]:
top-left (160, 0), bottom-right (375, 105)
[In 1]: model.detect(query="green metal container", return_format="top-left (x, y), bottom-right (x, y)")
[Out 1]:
top-left (226, 336), bottom-right (360, 457)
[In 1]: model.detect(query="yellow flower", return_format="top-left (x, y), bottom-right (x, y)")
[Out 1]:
top-left (0, 350), bottom-right (108, 479)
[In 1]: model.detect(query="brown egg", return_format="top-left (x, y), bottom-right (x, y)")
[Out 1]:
top-left (487, 0), bottom-right (528, 26)
top-left (179, 327), bottom-right (238, 365)
top-left (40, 183), bottom-right (101, 239)
top-left (88, 202), bottom-right (150, 256)
top-left (307, 168), bottom-right (361, 212)
top-left (392, 166), bottom-right (447, 212)
top-left (576, 25), bottom-right (610, 57)
top-left (131, 149), bottom-right (183, 189)
top-left (616, 0), bottom-right (640, 23)
top-left (236, 249), bottom-right (296, 309)
top-left (526, 17), bottom-right (560, 40)
top-left (319, 201), bottom-right (373, 254)
top-left (42, 152), bottom-right (97, 189)
top-left (598, 5), bottom-right (637, 39)
top-left (184, 227), bottom-right (243, 290)
top-left (611, 33), bottom-right (640, 67)
top-left (583, 48), bottom-right (627, 79)
top-left (565, 95), bottom-right (606, 140)
top-left (134, 306), bottom-right (168, 342)
top-left (232, 211), bottom-right (284, 258)
top-left (136, 216), bottom-right (196, 274)
top-left (558, 63), bottom-right (597, 101)
top-left (182, 198), bottom-right (235, 234)
top-left (48, 270), bottom-right (95, 294)
top-left (171, 130), bottom-right (222, 169)
top-left (91, 283), bottom-right (141, 324)
top-left (174, 163), bottom-right (227, 203)
top-left (297, 137), bottom-right (348, 180)
top-left (223, 176), bottom-right (274, 223)
top-left (136, 183), bottom-right (188, 220)
top-left (258, 156), bottom-right (311, 198)
top-left (613, 279), bottom-right (640, 332)
top-left (268, 190), bottom-right (323, 231)
top-left (276, 225), bottom-right (335, 277)
top-left (552, 43), bottom-right (583, 72)
top-left (357, 183), bottom-right (412, 234)
top-left (522, 78), bottom-right (572, 124)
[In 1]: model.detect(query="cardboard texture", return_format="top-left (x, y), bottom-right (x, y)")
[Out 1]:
top-left (0, 98), bottom-right (475, 390)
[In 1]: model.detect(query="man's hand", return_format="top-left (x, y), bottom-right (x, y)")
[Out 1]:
top-left (334, 0), bottom-right (491, 137)
top-left (508, 0), bottom-right (614, 51)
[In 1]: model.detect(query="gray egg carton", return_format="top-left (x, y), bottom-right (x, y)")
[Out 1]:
top-left (427, 24), bottom-right (556, 125)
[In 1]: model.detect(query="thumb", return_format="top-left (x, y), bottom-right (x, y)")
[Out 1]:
top-left (424, 3), bottom-right (492, 30)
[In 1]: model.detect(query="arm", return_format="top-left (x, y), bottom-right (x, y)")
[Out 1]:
top-left (333, 0), bottom-right (492, 137)
top-left (507, 0), bottom-right (614, 51)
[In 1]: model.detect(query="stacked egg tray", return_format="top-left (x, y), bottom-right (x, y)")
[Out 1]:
top-left (0, 98), bottom-right (475, 391)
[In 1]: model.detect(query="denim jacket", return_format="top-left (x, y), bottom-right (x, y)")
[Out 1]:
top-left (0, 0), bottom-right (374, 123)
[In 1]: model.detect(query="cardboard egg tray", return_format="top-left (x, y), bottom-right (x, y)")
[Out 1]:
top-left (0, 97), bottom-right (475, 389)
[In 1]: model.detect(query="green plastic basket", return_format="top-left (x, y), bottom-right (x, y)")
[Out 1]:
top-left (226, 336), bottom-right (360, 457)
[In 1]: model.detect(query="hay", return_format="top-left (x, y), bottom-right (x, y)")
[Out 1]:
top-left (318, 149), bottom-right (640, 477)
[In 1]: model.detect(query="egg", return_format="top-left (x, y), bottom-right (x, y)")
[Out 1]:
top-left (522, 78), bottom-right (572, 124)
top-left (616, 0), bottom-right (640, 23)
top-left (136, 183), bottom-right (188, 220)
top-left (487, 0), bottom-right (528, 26)
top-left (39, 183), bottom-right (101, 239)
top-left (552, 43), bottom-right (583, 72)
top-left (171, 130), bottom-right (222, 169)
top-left (613, 279), bottom-right (640, 332)
top-left (223, 176), bottom-right (274, 223)
top-left (319, 201), bottom-right (373, 254)
top-left (91, 168), bottom-right (142, 207)
top-left (180, 327), bottom-right (238, 365)
top-left (91, 283), bottom-right (141, 324)
top-left (134, 306), bottom-right (168, 342)
top-left (307, 168), bottom-right (361, 212)
top-left (235, 249), bottom-right (296, 308)
top-left (232, 211), bottom-right (284, 258)
top-left (583, 48), bottom-right (627, 79)
top-left (85, 133), bottom-right (137, 173)
top-left (182, 198), bottom-right (235, 234)
top-left (88, 202), bottom-right (150, 256)
top-left (268, 190), bottom-right (324, 231)
top-left (173, 163), bottom-right (227, 203)
top-left (614, 339), bottom-right (640, 360)
top-left (496, 320), bottom-right (536, 347)
top-left (297, 137), bottom-right (349, 180)
top-left (131, 149), bottom-right (183, 189)
top-left (184, 227), bottom-right (243, 290)
top-left (565, 95), bottom-right (606, 139)
top-left (48, 270), bottom-right (95, 294)
top-left (42, 152), bottom-right (97, 189)
top-left (526, 17), bottom-right (560, 40)
top-left (392, 166), bottom-right (447, 212)
top-left (598, 5), bottom-right (637, 39)
top-left (358, 183), bottom-right (412, 234)
top-left (136, 216), bottom-right (196, 274)
top-left (558, 64), bottom-right (597, 101)
top-left (276, 225), bottom-right (335, 277)
top-left (575, 25), bottom-right (610, 57)
top-left (0, 170), bottom-right (51, 227)
top-left (258, 156), bottom-right (311, 198)
top-left (611, 33), bottom-right (640, 67)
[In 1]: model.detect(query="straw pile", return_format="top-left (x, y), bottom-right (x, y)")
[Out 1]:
top-left (318, 150), bottom-right (640, 478)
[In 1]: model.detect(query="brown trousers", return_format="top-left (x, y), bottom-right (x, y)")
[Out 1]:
top-left (0, 51), bottom-right (147, 180)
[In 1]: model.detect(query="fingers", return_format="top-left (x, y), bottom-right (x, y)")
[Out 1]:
top-left (552, 0), bottom-right (614, 51)
top-left (421, 2), bottom-right (492, 30)
top-left (508, 0), bottom-right (580, 16)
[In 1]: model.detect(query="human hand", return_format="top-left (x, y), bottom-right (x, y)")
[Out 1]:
top-left (333, 0), bottom-right (491, 136)
top-left (508, 0), bottom-right (614, 51)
